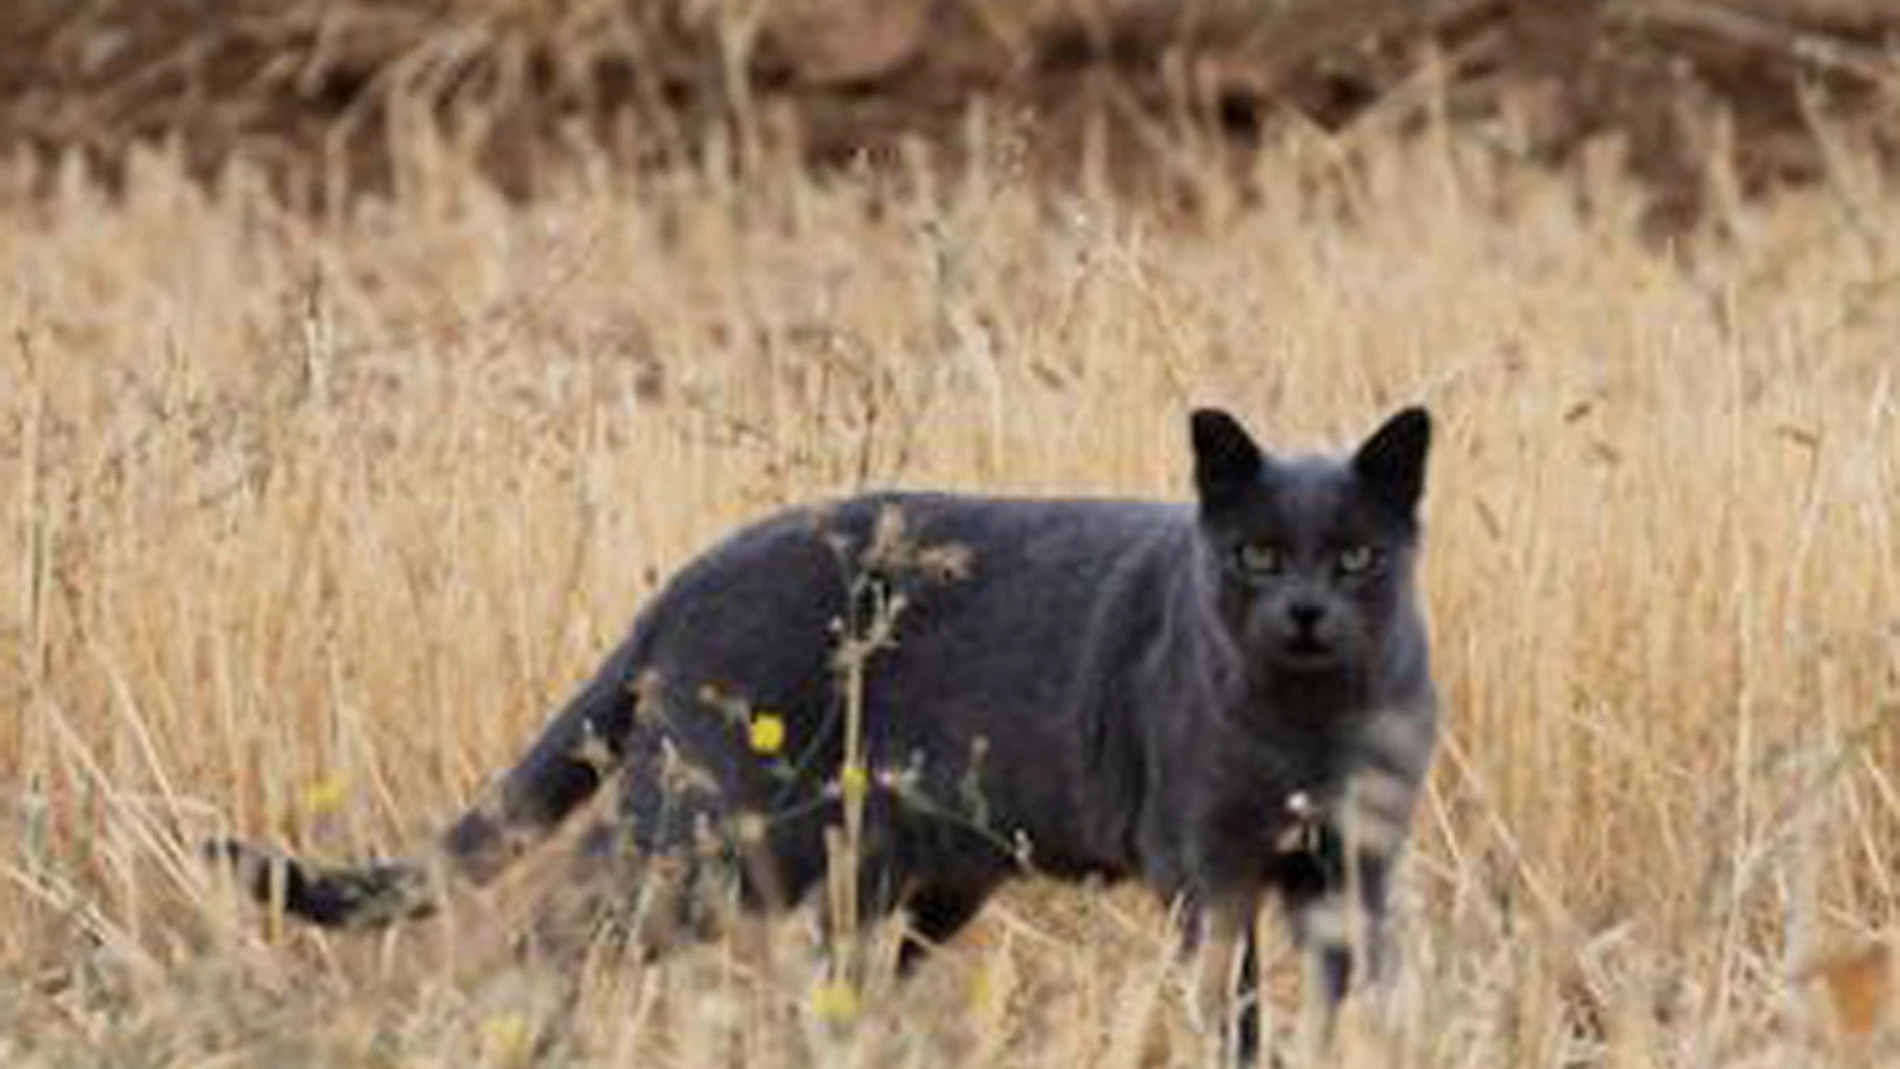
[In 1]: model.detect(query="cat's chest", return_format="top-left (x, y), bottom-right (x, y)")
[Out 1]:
top-left (1186, 726), bottom-right (1362, 886)
top-left (1222, 711), bottom-right (1350, 783)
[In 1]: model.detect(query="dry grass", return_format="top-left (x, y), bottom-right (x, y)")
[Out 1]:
top-left (4, 120), bottom-right (1900, 1067)
top-left (9, 0), bottom-right (1899, 229)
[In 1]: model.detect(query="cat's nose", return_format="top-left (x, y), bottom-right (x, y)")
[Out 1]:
top-left (1287, 599), bottom-right (1326, 631)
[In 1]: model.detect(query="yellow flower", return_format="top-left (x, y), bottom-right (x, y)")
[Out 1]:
top-left (968, 955), bottom-right (1013, 1023)
top-left (839, 762), bottom-right (869, 804)
top-left (967, 963), bottom-right (992, 1009)
top-left (304, 775), bottom-right (347, 816)
top-left (480, 1011), bottom-right (534, 1067)
top-left (810, 979), bottom-right (860, 1024)
top-left (748, 711), bottom-right (787, 756)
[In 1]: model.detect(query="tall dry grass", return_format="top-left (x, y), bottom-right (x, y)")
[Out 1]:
top-left (3, 123), bottom-right (1900, 1066)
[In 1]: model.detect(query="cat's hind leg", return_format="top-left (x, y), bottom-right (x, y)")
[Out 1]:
top-left (896, 879), bottom-right (998, 974)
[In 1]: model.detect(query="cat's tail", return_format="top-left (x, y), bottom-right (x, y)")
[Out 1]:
top-left (208, 647), bottom-right (645, 930)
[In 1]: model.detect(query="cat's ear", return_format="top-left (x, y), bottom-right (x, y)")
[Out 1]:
top-left (1191, 408), bottom-right (1265, 506)
top-left (1352, 406), bottom-right (1432, 515)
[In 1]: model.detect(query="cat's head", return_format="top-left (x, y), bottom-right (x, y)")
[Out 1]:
top-left (1189, 406), bottom-right (1432, 678)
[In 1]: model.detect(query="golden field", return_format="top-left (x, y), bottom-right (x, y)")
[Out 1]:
top-left (4, 120), bottom-right (1900, 1065)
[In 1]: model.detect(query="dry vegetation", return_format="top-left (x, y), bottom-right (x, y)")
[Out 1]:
top-left (8, 0), bottom-right (1900, 230)
top-left (6, 4), bottom-right (1900, 1067)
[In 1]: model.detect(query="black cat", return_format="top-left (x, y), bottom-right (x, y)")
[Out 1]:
top-left (215, 406), bottom-right (1439, 1058)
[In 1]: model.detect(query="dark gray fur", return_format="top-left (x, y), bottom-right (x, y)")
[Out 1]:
top-left (215, 407), bottom-right (1438, 1054)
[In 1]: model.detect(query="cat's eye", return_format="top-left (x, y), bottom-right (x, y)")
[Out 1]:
top-left (1236, 541), bottom-right (1284, 575)
top-left (1336, 544), bottom-right (1378, 576)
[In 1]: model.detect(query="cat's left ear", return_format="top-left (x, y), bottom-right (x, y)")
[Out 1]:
top-left (1353, 406), bottom-right (1432, 515)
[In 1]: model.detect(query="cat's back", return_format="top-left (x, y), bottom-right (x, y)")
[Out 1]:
top-left (669, 490), bottom-right (1188, 586)
top-left (633, 490), bottom-right (1190, 660)
top-left (836, 490), bottom-right (1191, 572)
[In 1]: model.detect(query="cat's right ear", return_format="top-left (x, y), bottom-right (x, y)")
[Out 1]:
top-left (1190, 408), bottom-right (1265, 507)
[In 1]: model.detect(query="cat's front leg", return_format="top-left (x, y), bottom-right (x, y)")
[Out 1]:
top-left (1284, 846), bottom-right (1395, 1056)
top-left (1179, 893), bottom-right (1263, 1066)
